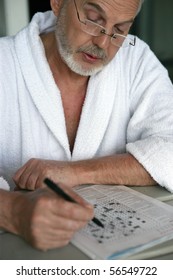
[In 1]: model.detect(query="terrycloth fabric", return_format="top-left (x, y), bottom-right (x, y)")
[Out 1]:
top-left (0, 177), bottom-right (10, 233)
top-left (0, 177), bottom-right (10, 191)
top-left (0, 11), bottom-right (173, 192)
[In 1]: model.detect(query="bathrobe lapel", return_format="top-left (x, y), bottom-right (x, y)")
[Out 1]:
top-left (72, 62), bottom-right (117, 160)
top-left (15, 28), bottom-right (71, 160)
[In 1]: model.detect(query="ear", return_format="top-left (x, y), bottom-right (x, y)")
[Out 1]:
top-left (50, 0), bottom-right (64, 16)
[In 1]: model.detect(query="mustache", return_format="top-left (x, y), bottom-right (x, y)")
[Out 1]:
top-left (76, 45), bottom-right (107, 60)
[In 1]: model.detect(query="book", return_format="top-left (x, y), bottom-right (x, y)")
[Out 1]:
top-left (71, 184), bottom-right (173, 259)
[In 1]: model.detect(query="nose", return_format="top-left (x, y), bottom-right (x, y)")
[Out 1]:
top-left (92, 34), bottom-right (111, 50)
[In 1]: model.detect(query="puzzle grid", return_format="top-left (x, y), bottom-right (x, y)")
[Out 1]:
top-left (81, 200), bottom-right (156, 244)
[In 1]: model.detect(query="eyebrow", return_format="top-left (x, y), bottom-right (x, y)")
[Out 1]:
top-left (85, 2), bottom-right (134, 26)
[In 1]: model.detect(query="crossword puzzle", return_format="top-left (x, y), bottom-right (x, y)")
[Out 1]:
top-left (81, 199), bottom-right (156, 244)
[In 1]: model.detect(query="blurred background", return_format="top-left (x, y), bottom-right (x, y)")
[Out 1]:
top-left (0, 0), bottom-right (172, 81)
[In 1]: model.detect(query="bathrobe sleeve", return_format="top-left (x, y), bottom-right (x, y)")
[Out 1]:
top-left (0, 177), bottom-right (10, 233)
top-left (126, 38), bottom-right (173, 192)
top-left (0, 177), bottom-right (10, 191)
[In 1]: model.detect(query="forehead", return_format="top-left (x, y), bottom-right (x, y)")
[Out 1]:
top-left (80, 0), bottom-right (139, 19)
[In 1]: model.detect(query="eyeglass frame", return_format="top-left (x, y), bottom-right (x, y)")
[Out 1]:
top-left (73, 0), bottom-right (136, 48)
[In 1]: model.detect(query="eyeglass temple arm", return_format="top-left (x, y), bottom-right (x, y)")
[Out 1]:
top-left (74, 0), bottom-right (80, 21)
top-left (129, 36), bottom-right (136, 46)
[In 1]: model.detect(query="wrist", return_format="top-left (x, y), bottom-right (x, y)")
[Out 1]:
top-left (71, 159), bottom-right (97, 186)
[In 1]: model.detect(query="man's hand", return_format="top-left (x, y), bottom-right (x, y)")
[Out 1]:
top-left (9, 187), bottom-right (93, 251)
top-left (13, 158), bottom-right (78, 190)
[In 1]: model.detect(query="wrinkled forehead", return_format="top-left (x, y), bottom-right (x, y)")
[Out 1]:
top-left (78, 0), bottom-right (140, 18)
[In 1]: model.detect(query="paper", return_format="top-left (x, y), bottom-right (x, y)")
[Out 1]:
top-left (71, 185), bottom-right (173, 259)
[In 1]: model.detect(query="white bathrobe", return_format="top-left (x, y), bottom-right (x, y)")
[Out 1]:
top-left (0, 11), bottom-right (173, 192)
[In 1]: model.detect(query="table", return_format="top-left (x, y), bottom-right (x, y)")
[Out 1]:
top-left (1, 185), bottom-right (173, 260)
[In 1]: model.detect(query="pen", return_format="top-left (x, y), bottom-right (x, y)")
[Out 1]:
top-left (44, 178), bottom-right (104, 228)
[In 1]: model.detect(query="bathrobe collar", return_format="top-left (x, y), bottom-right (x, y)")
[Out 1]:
top-left (14, 11), bottom-right (118, 161)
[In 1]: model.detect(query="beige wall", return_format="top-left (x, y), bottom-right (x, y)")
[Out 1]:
top-left (0, 0), bottom-right (29, 36)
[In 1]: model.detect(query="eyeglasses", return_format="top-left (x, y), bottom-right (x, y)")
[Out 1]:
top-left (73, 0), bottom-right (136, 48)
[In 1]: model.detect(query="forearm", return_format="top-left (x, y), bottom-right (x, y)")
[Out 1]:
top-left (13, 155), bottom-right (157, 191)
top-left (72, 153), bottom-right (157, 186)
top-left (0, 190), bottom-right (21, 233)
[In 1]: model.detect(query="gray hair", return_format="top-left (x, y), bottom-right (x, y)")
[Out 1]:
top-left (137, 0), bottom-right (145, 14)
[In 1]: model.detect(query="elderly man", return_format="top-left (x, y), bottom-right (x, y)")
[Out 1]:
top-left (0, 0), bottom-right (173, 250)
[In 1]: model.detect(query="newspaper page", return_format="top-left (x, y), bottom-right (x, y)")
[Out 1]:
top-left (71, 185), bottom-right (173, 259)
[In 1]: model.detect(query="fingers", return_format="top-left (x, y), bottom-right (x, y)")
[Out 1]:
top-left (12, 158), bottom-right (94, 251)
top-left (48, 183), bottom-right (93, 209)
top-left (28, 229), bottom-right (75, 251)
top-left (53, 200), bottom-right (94, 223)
top-left (29, 213), bottom-right (89, 251)
top-left (18, 189), bottom-right (94, 251)
top-left (25, 217), bottom-right (77, 251)
top-left (12, 158), bottom-right (76, 190)
top-left (13, 159), bottom-right (45, 190)
top-left (13, 159), bottom-right (36, 189)
top-left (39, 189), bottom-right (94, 222)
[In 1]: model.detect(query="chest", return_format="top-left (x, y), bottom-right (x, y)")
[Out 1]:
top-left (61, 90), bottom-right (86, 152)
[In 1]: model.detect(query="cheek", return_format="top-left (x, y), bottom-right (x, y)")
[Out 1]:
top-left (64, 21), bottom-right (89, 48)
top-left (68, 32), bottom-right (95, 51)
top-left (63, 6), bottom-right (90, 47)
